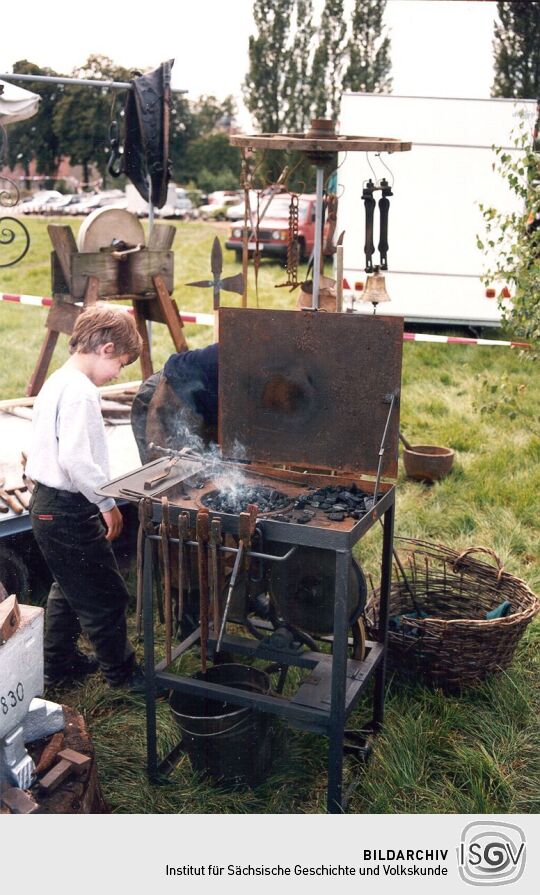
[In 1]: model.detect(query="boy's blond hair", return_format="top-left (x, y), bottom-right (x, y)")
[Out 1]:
top-left (69, 304), bottom-right (142, 363)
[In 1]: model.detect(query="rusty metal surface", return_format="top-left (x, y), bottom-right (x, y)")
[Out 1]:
top-left (219, 308), bottom-right (403, 478)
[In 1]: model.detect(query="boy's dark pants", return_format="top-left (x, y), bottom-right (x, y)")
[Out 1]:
top-left (30, 483), bottom-right (135, 682)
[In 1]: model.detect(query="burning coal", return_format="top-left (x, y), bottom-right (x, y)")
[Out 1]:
top-left (202, 484), bottom-right (291, 515)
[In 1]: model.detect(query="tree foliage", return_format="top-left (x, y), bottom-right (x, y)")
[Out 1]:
top-left (479, 118), bottom-right (540, 350)
top-left (6, 60), bottom-right (62, 186)
top-left (245, 0), bottom-right (391, 130)
top-left (492, 1), bottom-right (540, 98)
top-left (343, 0), bottom-right (392, 94)
top-left (52, 55), bottom-right (132, 188)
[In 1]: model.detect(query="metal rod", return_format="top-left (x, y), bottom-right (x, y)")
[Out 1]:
top-left (312, 165), bottom-right (325, 310)
top-left (146, 533), bottom-right (296, 563)
top-left (373, 393), bottom-right (397, 502)
top-left (0, 72), bottom-right (187, 93)
top-left (373, 502), bottom-right (395, 730)
top-left (327, 548), bottom-right (351, 813)
top-left (336, 243), bottom-right (344, 312)
top-left (142, 533), bottom-right (158, 777)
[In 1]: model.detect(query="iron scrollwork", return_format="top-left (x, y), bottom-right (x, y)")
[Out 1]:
top-left (0, 214), bottom-right (31, 268)
top-left (0, 126), bottom-right (31, 267)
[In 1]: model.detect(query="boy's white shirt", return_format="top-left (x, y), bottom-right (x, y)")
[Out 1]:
top-left (26, 362), bottom-right (115, 512)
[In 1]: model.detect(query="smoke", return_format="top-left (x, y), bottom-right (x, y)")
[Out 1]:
top-left (168, 407), bottom-right (250, 504)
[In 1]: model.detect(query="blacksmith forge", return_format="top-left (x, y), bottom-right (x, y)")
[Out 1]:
top-left (100, 305), bottom-right (403, 813)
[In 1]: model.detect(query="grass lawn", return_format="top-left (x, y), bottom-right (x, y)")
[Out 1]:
top-left (1, 217), bottom-right (539, 813)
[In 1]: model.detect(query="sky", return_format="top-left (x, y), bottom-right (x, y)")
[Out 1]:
top-left (2, 1), bottom-right (498, 126)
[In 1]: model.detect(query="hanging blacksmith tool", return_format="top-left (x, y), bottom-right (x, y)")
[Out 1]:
top-left (161, 497), bottom-right (173, 666)
top-left (209, 518), bottom-right (222, 638)
top-left (186, 237), bottom-right (244, 339)
top-left (196, 508), bottom-right (210, 672)
top-left (136, 497), bottom-right (154, 640)
top-left (177, 512), bottom-right (190, 635)
top-left (362, 179), bottom-right (376, 273)
top-left (378, 178), bottom-right (392, 271)
top-left (216, 505), bottom-right (258, 652)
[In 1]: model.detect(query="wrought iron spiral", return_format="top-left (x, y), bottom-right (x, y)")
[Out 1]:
top-left (0, 216), bottom-right (30, 267)
top-left (0, 124), bottom-right (32, 266)
top-left (0, 175), bottom-right (21, 208)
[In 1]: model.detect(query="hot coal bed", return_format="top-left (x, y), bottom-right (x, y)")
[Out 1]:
top-left (201, 482), bottom-right (377, 524)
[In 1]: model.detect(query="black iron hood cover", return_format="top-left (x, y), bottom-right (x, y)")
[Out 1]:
top-left (218, 308), bottom-right (403, 479)
top-left (124, 59), bottom-right (173, 209)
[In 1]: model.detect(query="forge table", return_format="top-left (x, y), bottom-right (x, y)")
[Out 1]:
top-left (101, 307), bottom-right (403, 812)
top-left (136, 484), bottom-right (395, 813)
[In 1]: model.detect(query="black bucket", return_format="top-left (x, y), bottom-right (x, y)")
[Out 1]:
top-left (169, 664), bottom-right (273, 787)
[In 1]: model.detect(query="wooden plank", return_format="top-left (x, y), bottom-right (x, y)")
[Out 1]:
top-left (26, 329), bottom-right (59, 396)
top-left (51, 251), bottom-right (73, 298)
top-left (127, 250), bottom-right (174, 295)
top-left (39, 758), bottom-right (73, 793)
top-left (57, 748), bottom-right (92, 773)
top-left (0, 595), bottom-right (20, 644)
top-left (47, 224), bottom-right (77, 285)
top-left (132, 302), bottom-right (154, 380)
top-left (83, 275), bottom-right (100, 307)
top-left (47, 299), bottom-right (81, 335)
top-left (72, 253), bottom-right (118, 299)
top-left (152, 274), bottom-right (188, 353)
top-left (0, 787), bottom-right (39, 814)
top-left (148, 224), bottom-right (176, 251)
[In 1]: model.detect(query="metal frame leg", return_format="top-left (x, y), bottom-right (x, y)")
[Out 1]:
top-left (327, 547), bottom-right (351, 813)
top-left (143, 531), bottom-right (158, 778)
top-left (373, 501), bottom-right (394, 730)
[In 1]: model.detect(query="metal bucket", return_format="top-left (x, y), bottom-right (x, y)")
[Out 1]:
top-left (403, 444), bottom-right (454, 482)
top-left (169, 664), bottom-right (273, 786)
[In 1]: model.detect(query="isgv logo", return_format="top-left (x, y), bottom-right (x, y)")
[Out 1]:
top-left (458, 822), bottom-right (526, 886)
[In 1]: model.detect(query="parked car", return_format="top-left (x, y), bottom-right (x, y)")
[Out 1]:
top-left (155, 187), bottom-right (194, 219)
top-left (42, 194), bottom-right (83, 215)
top-left (67, 190), bottom-right (125, 216)
top-left (225, 193), bottom-right (332, 262)
top-left (19, 190), bottom-right (62, 214)
top-left (197, 190), bottom-right (242, 220)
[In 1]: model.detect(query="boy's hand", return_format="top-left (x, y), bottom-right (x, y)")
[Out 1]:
top-left (102, 505), bottom-right (123, 541)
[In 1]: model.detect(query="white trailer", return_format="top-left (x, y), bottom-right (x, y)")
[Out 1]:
top-left (337, 93), bottom-right (536, 327)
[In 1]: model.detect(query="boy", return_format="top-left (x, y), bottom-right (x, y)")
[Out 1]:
top-left (27, 304), bottom-right (144, 690)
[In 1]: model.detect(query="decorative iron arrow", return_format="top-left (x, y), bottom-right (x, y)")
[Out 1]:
top-left (186, 237), bottom-right (244, 310)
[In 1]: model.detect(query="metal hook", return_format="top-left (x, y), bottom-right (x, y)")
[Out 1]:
top-left (374, 152), bottom-right (395, 188)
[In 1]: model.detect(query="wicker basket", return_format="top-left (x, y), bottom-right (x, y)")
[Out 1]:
top-left (364, 539), bottom-right (540, 690)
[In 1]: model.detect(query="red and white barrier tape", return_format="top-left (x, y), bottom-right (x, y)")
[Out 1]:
top-left (402, 332), bottom-right (530, 349)
top-left (1, 292), bottom-right (530, 348)
top-left (0, 292), bottom-right (214, 327)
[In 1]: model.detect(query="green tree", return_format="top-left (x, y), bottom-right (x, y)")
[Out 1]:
top-left (244, 0), bottom-right (296, 132)
top-left (184, 133), bottom-right (241, 185)
top-left (342, 0), bottom-right (392, 95)
top-left (492, 1), bottom-right (540, 98)
top-left (53, 55), bottom-right (132, 189)
top-left (6, 60), bottom-right (63, 188)
top-left (283, 0), bottom-right (316, 131)
top-left (311, 0), bottom-right (347, 119)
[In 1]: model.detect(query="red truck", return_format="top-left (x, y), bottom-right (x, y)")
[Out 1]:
top-left (225, 193), bottom-right (332, 262)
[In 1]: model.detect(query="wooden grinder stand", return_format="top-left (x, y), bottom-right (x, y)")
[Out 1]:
top-left (27, 222), bottom-right (188, 396)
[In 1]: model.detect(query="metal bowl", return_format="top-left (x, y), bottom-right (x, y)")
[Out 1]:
top-left (403, 444), bottom-right (454, 482)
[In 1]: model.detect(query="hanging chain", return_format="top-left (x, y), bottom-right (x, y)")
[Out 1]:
top-left (253, 190), bottom-right (262, 305)
top-left (276, 192), bottom-right (300, 289)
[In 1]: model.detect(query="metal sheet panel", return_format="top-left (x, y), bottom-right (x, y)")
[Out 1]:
top-left (219, 308), bottom-right (403, 478)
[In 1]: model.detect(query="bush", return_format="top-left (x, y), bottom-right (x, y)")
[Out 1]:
top-left (480, 116), bottom-right (540, 351)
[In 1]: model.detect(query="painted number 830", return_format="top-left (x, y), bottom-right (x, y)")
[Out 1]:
top-left (1, 682), bottom-right (25, 715)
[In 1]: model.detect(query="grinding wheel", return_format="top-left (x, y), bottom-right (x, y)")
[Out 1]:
top-left (77, 207), bottom-right (145, 253)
